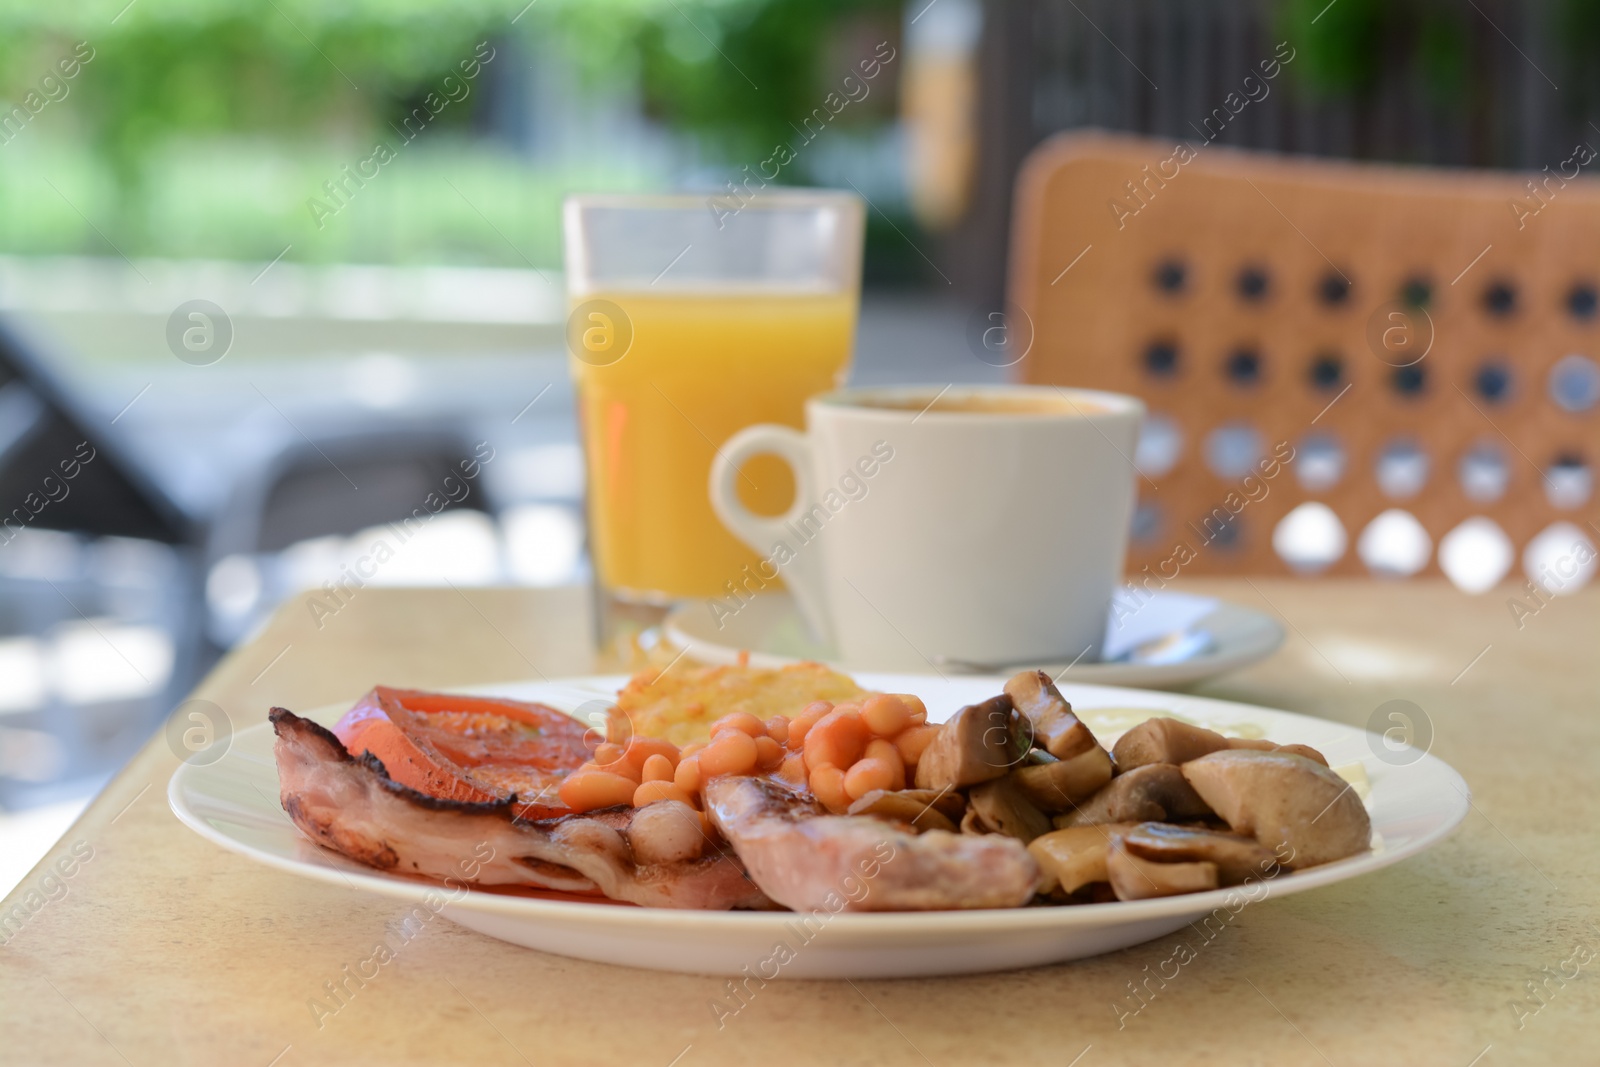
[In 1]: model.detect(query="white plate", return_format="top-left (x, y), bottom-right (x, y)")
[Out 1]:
top-left (664, 592), bottom-right (1286, 689)
top-left (170, 674), bottom-right (1468, 979)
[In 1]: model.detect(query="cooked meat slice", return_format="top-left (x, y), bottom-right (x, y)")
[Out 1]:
top-left (704, 776), bottom-right (1038, 911)
top-left (912, 695), bottom-right (1022, 791)
top-left (1003, 670), bottom-right (1101, 759)
top-left (1053, 763), bottom-right (1213, 827)
top-left (1116, 822), bottom-right (1279, 885)
top-left (1106, 839), bottom-right (1218, 900)
top-left (271, 709), bottom-right (769, 910)
top-left (1181, 749), bottom-right (1371, 868)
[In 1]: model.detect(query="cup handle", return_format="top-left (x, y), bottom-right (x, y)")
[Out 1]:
top-left (709, 425), bottom-right (833, 648)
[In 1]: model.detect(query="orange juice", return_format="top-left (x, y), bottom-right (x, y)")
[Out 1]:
top-left (571, 288), bottom-right (857, 599)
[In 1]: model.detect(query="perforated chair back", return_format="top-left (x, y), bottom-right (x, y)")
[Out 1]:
top-left (1009, 132), bottom-right (1600, 581)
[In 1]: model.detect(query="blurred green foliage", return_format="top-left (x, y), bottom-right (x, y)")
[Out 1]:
top-left (1280, 0), bottom-right (1385, 95)
top-left (0, 1), bottom-right (510, 189)
top-left (626, 0), bottom-right (899, 156)
top-left (1283, 0), bottom-right (1599, 104)
top-left (0, 0), bottom-right (901, 265)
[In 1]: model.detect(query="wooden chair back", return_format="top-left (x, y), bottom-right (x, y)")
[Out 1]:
top-left (1009, 131), bottom-right (1600, 580)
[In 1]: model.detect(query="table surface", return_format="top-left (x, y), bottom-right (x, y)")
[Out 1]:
top-left (3, 580), bottom-right (1596, 1067)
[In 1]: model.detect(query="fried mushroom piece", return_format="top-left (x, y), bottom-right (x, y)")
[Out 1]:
top-left (1116, 822), bottom-right (1278, 885)
top-left (1181, 750), bottom-right (1370, 868)
top-left (1106, 838), bottom-right (1219, 900)
top-left (1112, 717), bottom-right (1330, 771)
top-left (912, 695), bottom-right (1021, 791)
top-left (1010, 747), bottom-right (1114, 811)
top-left (1028, 823), bottom-right (1138, 894)
top-left (1224, 738), bottom-right (1330, 766)
top-left (845, 788), bottom-right (964, 833)
top-left (1268, 743), bottom-right (1329, 766)
top-left (1053, 763), bottom-right (1213, 827)
top-left (1112, 718), bottom-right (1233, 770)
top-left (626, 800), bottom-right (707, 865)
top-left (1004, 670), bottom-right (1101, 759)
top-left (966, 776), bottom-right (1052, 843)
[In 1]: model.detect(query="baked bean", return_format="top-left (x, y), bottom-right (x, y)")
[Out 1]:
top-left (679, 740), bottom-right (706, 759)
top-left (763, 716), bottom-right (790, 746)
top-left (710, 712), bottom-right (766, 738)
top-left (808, 764), bottom-right (851, 813)
top-left (803, 708), bottom-right (870, 772)
top-left (896, 694), bottom-right (928, 724)
top-left (776, 752), bottom-right (808, 786)
top-left (892, 723), bottom-right (942, 766)
top-left (700, 730), bottom-right (760, 777)
top-left (633, 780), bottom-right (695, 808)
top-left (641, 753), bottom-right (675, 783)
top-left (843, 757), bottom-right (897, 800)
top-left (754, 735), bottom-right (785, 770)
top-left (593, 742), bottom-right (626, 768)
top-left (623, 736), bottom-right (679, 771)
top-left (558, 770), bottom-right (638, 812)
top-left (674, 755), bottom-right (702, 793)
top-left (861, 694), bottom-right (912, 737)
top-left (863, 738), bottom-right (906, 787)
top-left (787, 701), bottom-right (834, 748)
top-left (609, 760), bottom-right (643, 784)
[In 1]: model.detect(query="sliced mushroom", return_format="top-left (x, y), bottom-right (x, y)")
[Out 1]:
top-left (1112, 718), bottom-right (1232, 771)
top-left (1269, 742), bottom-right (1329, 767)
top-left (912, 695), bottom-right (1020, 791)
top-left (1114, 717), bottom-right (1329, 770)
top-left (1003, 670), bottom-right (1100, 759)
top-left (966, 776), bottom-right (1052, 843)
top-left (1221, 737), bottom-right (1329, 766)
top-left (1027, 823), bottom-right (1137, 894)
top-left (1181, 750), bottom-right (1370, 868)
top-left (1011, 746), bottom-right (1114, 811)
top-left (1117, 822), bottom-right (1278, 885)
top-left (1053, 763), bottom-right (1213, 827)
top-left (846, 788), bottom-right (963, 833)
top-left (1106, 838), bottom-right (1218, 900)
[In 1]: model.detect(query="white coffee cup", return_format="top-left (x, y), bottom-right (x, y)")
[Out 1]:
top-left (708, 385), bottom-right (1144, 670)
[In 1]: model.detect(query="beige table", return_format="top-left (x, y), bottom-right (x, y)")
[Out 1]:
top-left (3, 580), bottom-right (1596, 1066)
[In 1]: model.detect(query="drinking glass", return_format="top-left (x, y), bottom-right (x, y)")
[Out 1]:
top-left (563, 191), bottom-right (864, 645)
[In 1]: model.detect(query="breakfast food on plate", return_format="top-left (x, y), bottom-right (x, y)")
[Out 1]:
top-left (270, 663), bottom-right (1372, 912)
top-left (615, 659), bottom-right (866, 745)
top-left (272, 709), bottom-right (768, 909)
top-left (330, 687), bottom-right (592, 816)
top-left (703, 776), bottom-right (1037, 912)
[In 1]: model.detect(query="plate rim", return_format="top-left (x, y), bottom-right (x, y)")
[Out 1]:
top-left (169, 673), bottom-right (1471, 935)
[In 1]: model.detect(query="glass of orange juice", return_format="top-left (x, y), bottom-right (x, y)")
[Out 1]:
top-left (562, 192), bottom-right (865, 644)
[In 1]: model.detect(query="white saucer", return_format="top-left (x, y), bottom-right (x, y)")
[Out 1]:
top-left (664, 592), bottom-right (1285, 689)
top-left (170, 674), bottom-right (1468, 979)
